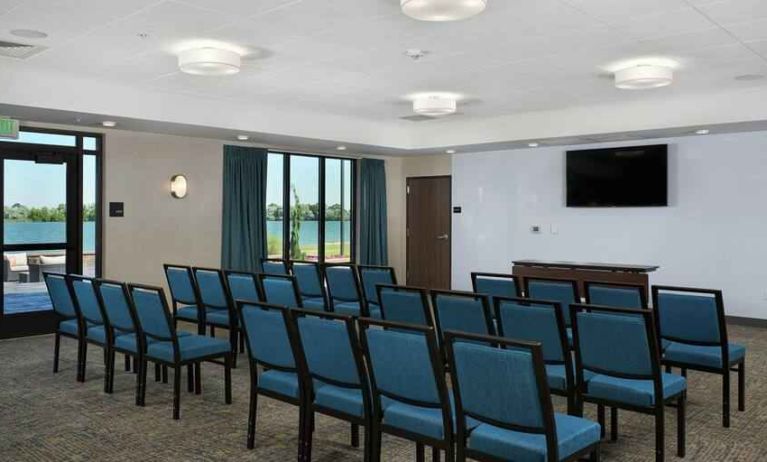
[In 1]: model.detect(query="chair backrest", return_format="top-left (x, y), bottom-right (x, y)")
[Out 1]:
top-left (128, 284), bottom-right (175, 343)
top-left (495, 297), bottom-right (567, 364)
top-left (289, 310), bottom-right (368, 403)
top-left (261, 258), bottom-right (289, 275)
top-left (431, 290), bottom-right (494, 341)
top-left (445, 331), bottom-right (557, 459)
top-left (43, 272), bottom-right (77, 319)
top-left (377, 284), bottom-right (432, 328)
top-left (192, 267), bottom-right (232, 311)
top-left (238, 302), bottom-right (296, 371)
top-left (570, 304), bottom-right (659, 381)
top-left (224, 270), bottom-right (262, 304)
top-left (324, 264), bottom-right (363, 304)
top-left (525, 278), bottom-right (579, 325)
top-left (358, 265), bottom-right (397, 305)
top-left (68, 275), bottom-right (103, 325)
top-left (585, 282), bottom-right (646, 309)
top-left (163, 264), bottom-right (199, 306)
top-left (652, 286), bottom-right (726, 346)
top-left (95, 279), bottom-right (136, 334)
top-left (291, 261), bottom-right (326, 299)
top-left (471, 272), bottom-right (522, 300)
top-left (258, 274), bottom-right (303, 308)
top-left (360, 319), bottom-right (449, 425)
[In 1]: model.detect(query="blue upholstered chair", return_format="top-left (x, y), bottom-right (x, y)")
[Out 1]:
top-left (164, 264), bottom-right (203, 334)
top-left (652, 285), bottom-right (745, 428)
top-left (238, 302), bottom-right (305, 455)
top-left (288, 309), bottom-right (372, 461)
top-left (43, 272), bottom-right (84, 381)
top-left (67, 275), bottom-right (110, 384)
top-left (224, 270), bottom-right (262, 304)
top-left (261, 258), bottom-right (289, 275)
top-left (430, 290), bottom-right (495, 346)
top-left (585, 282), bottom-right (646, 309)
top-left (445, 331), bottom-right (601, 462)
top-left (129, 284), bottom-right (232, 419)
top-left (192, 267), bottom-right (240, 366)
top-left (290, 261), bottom-right (328, 311)
top-left (258, 273), bottom-right (303, 308)
top-left (377, 284), bottom-right (433, 328)
top-left (324, 264), bottom-right (370, 317)
top-left (358, 265), bottom-right (397, 319)
top-left (495, 297), bottom-right (575, 413)
top-left (359, 319), bottom-right (453, 462)
top-left (471, 272), bottom-right (522, 302)
top-left (525, 278), bottom-right (580, 345)
top-left (571, 304), bottom-right (686, 462)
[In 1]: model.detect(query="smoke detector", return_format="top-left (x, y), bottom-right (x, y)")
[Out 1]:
top-left (404, 49), bottom-right (429, 61)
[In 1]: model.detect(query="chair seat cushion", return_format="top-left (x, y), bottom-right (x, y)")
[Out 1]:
top-left (114, 331), bottom-right (192, 353)
top-left (368, 302), bottom-right (383, 319)
top-left (545, 364), bottom-right (569, 392)
top-left (86, 325), bottom-right (108, 344)
top-left (468, 413), bottom-right (600, 461)
top-left (663, 341), bottom-right (745, 368)
top-left (58, 318), bottom-right (81, 336)
top-left (176, 306), bottom-right (234, 327)
top-left (314, 382), bottom-right (364, 417)
top-left (585, 372), bottom-right (687, 407)
top-left (259, 370), bottom-right (300, 399)
top-left (381, 397), bottom-right (450, 440)
top-left (333, 301), bottom-right (362, 316)
top-left (301, 297), bottom-right (326, 311)
top-left (146, 335), bottom-right (230, 362)
top-left (175, 305), bottom-right (199, 321)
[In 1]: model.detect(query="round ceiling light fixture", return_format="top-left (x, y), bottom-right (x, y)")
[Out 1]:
top-left (614, 64), bottom-right (673, 90)
top-left (695, 129), bottom-right (710, 135)
top-left (413, 95), bottom-right (457, 116)
top-left (237, 135), bottom-right (249, 141)
top-left (528, 142), bottom-right (540, 148)
top-left (102, 120), bottom-right (117, 128)
top-left (178, 47), bottom-right (241, 76)
top-left (401, 0), bottom-right (487, 21)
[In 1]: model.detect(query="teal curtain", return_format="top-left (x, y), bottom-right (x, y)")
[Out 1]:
top-left (221, 145), bottom-right (268, 273)
top-left (359, 159), bottom-right (388, 265)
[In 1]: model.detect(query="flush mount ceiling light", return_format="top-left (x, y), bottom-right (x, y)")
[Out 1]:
top-left (695, 129), bottom-right (710, 135)
top-left (237, 135), bottom-right (249, 141)
top-left (413, 95), bottom-right (457, 116)
top-left (102, 120), bottom-right (116, 127)
top-left (336, 145), bottom-right (347, 151)
top-left (446, 149), bottom-right (456, 154)
top-left (614, 64), bottom-right (673, 90)
top-left (528, 142), bottom-right (540, 148)
top-left (401, 0), bottom-right (487, 21)
top-left (178, 47), bottom-right (241, 76)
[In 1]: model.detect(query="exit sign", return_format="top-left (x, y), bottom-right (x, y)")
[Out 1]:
top-left (0, 118), bottom-right (19, 139)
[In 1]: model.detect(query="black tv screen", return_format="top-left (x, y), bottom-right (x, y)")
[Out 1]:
top-left (566, 144), bottom-right (668, 207)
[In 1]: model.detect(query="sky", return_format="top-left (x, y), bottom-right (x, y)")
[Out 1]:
top-left (266, 153), bottom-right (351, 207)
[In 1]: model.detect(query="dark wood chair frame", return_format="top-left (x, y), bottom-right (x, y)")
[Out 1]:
top-left (322, 263), bottom-right (369, 317)
top-left (471, 272), bottom-right (523, 298)
top-left (164, 264), bottom-right (204, 334)
top-left (651, 285), bottom-right (745, 428)
top-left (429, 289), bottom-right (495, 353)
top-left (256, 273), bottom-right (305, 308)
top-left (44, 272), bottom-right (85, 382)
top-left (523, 277), bottom-right (581, 326)
top-left (584, 281), bottom-right (648, 308)
top-left (444, 330), bottom-right (601, 462)
top-left (375, 284), bottom-right (434, 328)
top-left (223, 269), bottom-right (264, 303)
top-left (66, 274), bottom-right (112, 385)
top-left (261, 257), bottom-right (291, 275)
top-left (192, 266), bottom-right (242, 368)
top-left (290, 260), bottom-right (330, 311)
top-left (570, 303), bottom-right (686, 462)
top-left (357, 264), bottom-right (398, 309)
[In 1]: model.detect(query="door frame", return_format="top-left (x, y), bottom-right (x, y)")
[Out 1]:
top-left (405, 175), bottom-right (452, 289)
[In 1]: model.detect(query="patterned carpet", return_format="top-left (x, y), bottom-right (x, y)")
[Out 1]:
top-left (1, 324), bottom-right (766, 461)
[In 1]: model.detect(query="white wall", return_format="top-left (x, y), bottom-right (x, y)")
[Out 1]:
top-left (452, 131), bottom-right (767, 319)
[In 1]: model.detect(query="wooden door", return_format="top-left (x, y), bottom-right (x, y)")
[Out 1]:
top-left (406, 176), bottom-right (451, 289)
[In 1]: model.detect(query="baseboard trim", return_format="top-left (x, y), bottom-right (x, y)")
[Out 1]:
top-left (727, 315), bottom-right (767, 328)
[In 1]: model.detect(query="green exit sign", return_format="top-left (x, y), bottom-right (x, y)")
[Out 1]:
top-left (0, 118), bottom-right (19, 139)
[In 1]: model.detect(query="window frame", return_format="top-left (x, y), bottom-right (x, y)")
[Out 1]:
top-left (268, 150), bottom-right (356, 264)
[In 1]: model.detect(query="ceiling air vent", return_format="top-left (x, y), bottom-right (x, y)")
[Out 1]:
top-left (0, 40), bottom-right (47, 59)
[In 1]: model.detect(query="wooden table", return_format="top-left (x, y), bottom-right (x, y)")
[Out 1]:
top-left (512, 260), bottom-right (659, 297)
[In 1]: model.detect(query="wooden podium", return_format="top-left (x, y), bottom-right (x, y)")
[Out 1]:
top-left (511, 260), bottom-right (659, 297)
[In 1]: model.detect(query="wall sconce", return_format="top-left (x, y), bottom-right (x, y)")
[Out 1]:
top-left (170, 174), bottom-right (188, 199)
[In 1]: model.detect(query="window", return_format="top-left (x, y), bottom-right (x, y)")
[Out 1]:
top-left (266, 152), bottom-right (355, 263)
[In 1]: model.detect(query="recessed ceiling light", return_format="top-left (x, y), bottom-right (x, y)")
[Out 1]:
top-left (10, 29), bottom-right (48, 39)
top-left (734, 74), bottom-right (765, 82)
top-left (401, 0), bottom-right (487, 21)
top-left (237, 135), bottom-right (249, 141)
top-left (102, 121), bottom-right (116, 128)
top-left (615, 64), bottom-right (673, 90)
top-left (695, 129), bottom-right (710, 135)
top-left (528, 142), bottom-right (540, 148)
top-left (336, 145), bottom-right (347, 151)
top-left (413, 95), bottom-right (457, 116)
top-left (178, 48), bottom-right (241, 76)
top-left (446, 149), bottom-right (456, 154)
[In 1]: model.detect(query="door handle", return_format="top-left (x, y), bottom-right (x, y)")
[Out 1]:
top-left (436, 234), bottom-right (449, 240)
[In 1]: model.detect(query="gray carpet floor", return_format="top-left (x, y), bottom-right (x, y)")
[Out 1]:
top-left (1, 324), bottom-right (766, 461)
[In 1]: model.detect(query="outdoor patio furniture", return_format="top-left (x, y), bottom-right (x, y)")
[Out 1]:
top-left (3, 252), bottom-right (29, 282)
top-left (28, 255), bottom-right (67, 283)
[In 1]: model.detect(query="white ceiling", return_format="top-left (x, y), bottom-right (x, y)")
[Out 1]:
top-left (1, 0), bottom-right (767, 153)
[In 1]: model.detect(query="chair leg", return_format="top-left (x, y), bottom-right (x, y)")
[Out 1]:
top-left (247, 366), bottom-right (258, 449)
top-left (597, 405), bottom-right (606, 439)
top-left (173, 365), bottom-right (182, 420)
top-left (80, 342), bottom-right (88, 382)
top-left (155, 363), bottom-right (161, 382)
top-left (416, 442), bottom-right (425, 462)
top-left (105, 348), bottom-right (115, 394)
top-left (655, 409), bottom-right (665, 462)
top-left (210, 325), bottom-right (216, 337)
top-left (738, 361), bottom-right (745, 412)
top-left (370, 422), bottom-right (383, 462)
top-left (432, 447), bottom-right (440, 462)
top-left (681, 368), bottom-right (687, 378)
top-left (363, 423), bottom-right (372, 462)
top-left (187, 364), bottom-right (194, 393)
top-left (132, 355), bottom-right (138, 373)
top-left (351, 423), bottom-right (360, 448)
top-left (239, 330), bottom-right (245, 353)
top-left (610, 407), bottom-right (618, 442)
top-left (224, 355), bottom-right (232, 404)
top-left (723, 371), bottom-right (731, 428)
top-left (53, 333), bottom-right (61, 373)
top-left (138, 359), bottom-right (148, 406)
top-left (124, 354), bottom-right (131, 372)
top-left (665, 365), bottom-right (671, 373)
top-left (229, 330), bottom-right (238, 369)
top-left (162, 365), bottom-right (168, 383)
top-left (135, 357), bottom-right (145, 406)
top-left (678, 393), bottom-right (686, 458)
top-left (194, 362), bottom-right (202, 395)
top-left (591, 447), bottom-right (601, 461)
top-left (305, 411), bottom-right (315, 462)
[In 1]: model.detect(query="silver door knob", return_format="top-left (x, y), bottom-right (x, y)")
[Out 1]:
top-left (436, 234), bottom-right (449, 240)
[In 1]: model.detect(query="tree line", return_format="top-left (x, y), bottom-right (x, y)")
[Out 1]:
top-left (267, 203), bottom-right (350, 221)
top-left (3, 203), bottom-right (97, 222)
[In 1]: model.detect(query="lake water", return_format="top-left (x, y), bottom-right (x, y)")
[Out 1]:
top-left (3, 220), bottom-right (351, 250)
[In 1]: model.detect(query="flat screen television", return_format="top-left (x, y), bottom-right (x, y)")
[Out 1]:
top-left (566, 144), bottom-right (668, 207)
